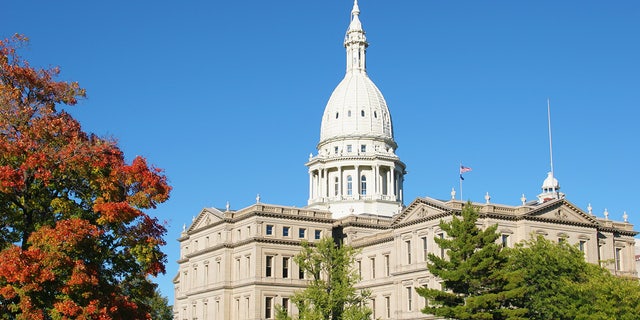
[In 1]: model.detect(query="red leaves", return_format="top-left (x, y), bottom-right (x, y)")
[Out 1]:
top-left (94, 200), bottom-right (142, 224)
top-left (0, 35), bottom-right (170, 319)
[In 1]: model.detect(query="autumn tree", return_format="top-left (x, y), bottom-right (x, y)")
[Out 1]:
top-left (276, 237), bottom-right (371, 320)
top-left (0, 35), bottom-right (171, 319)
top-left (416, 202), bottom-right (526, 320)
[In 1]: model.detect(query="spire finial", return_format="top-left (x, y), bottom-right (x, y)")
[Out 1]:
top-left (352, 0), bottom-right (360, 16)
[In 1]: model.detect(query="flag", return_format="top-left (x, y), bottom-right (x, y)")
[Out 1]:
top-left (460, 165), bottom-right (472, 174)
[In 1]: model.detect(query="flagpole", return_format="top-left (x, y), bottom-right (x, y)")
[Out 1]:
top-left (459, 162), bottom-right (463, 201)
top-left (547, 98), bottom-right (556, 196)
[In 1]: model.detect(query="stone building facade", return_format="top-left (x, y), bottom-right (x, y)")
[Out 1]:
top-left (173, 1), bottom-right (637, 319)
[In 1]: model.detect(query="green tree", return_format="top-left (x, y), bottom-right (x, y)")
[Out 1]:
top-left (0, 35), bottom-right (171, 319)
top-left (506, 235), bottom-right (640, 320)
top-left (416, 202), bottom-right (526, 320)
top-left (573, 264), bottom-right (640, 320)
top-left (276, 237), bottom-right (371, 320)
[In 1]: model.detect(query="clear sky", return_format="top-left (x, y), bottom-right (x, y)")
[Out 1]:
top-left (4, 0), bottom-right (639, 303)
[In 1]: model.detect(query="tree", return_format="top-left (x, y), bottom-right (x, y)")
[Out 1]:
top-left (275, 237), bottom-right (371, 320)
top-left (506, 235), bottom-right (640, 320)
top-left (416, 202), bottom-right (526, 320)
top-left (0, 35), bottom-right (171, 319)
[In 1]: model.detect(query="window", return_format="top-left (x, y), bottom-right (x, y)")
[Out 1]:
top-left (371, 298), bottom-right (376, 319)
top-left (615, 248), bottom-right (622, 271)
top-left (360, 175), bottom-right (367, 195)
top-left (235, 258), bottom-right (240, 279)
top-left (298, 266), bottom-right (305, 279)
top-left (374, 111), bottom-right (377, 118)
top-left (335, 112), bottom-right (339, 119)
top-left (357, 260), bottom-right (362, 279)
top-left (315, 229), bottom-right (322, 240)
top-left (347, 176), bottom-right (353, 195)
top-left (265, 297), bottom-right (273, 319)
top-left (421, 237), bottom-right (428, 261)
top-left (370, 257), bottom-right (376, 279)
top-left (266, 225), bottom-right (273, 235)
top-left (282, 297), bottom-right (289, 314)
top-left (282, 257), bottom-right (290, 278)
top-left (334, 146), bottom-right (339, 154)
top-left (334, 177), bottom-right (339, 196)
top-left (246, 256), bottom-right (251, 277)
top-left (360, 144), bottom-right (366, 153)
top-left (266, 256), bottom-right (273, 277)
top-left (385, 296), bottom-right (391, 318)
top-left (384, 254), bottom-right (390, 276)
top-left (299, 228), bottom-right (306, 238)
top-left (348, 110), bottom-right (351, 117)
top-left (347, 144), bottom-right (352, 152)
top-left (579, 240), bottom-right (586, 253)
top-left (406, 240), bottom-right (412, 264)
top-left (283, 226), bottom-right (290, 237)
top-left (361, 110), bottom-right (365, 117)
top-left (501, 234), bottom-right (509, 248)
top-left (407, 287), bottom-right (413, 311)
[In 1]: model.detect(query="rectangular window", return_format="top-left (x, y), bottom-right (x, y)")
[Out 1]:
top-left (371, 298), bottom-right (376, 319)
top-left (299, 228), bottom-right (306, 238)
top-left (266, 256), bottom-right (273, 277)
top-left (370, 257), bottom-right (376, 279)
top-left (266, 225), bottom-right (274, 235)
top-left (282, 297), bottom-right (289, 314)
top-left (579, 240), bottom-right (585, 252)
top-left (501, 234), bottom-right (509, 248)
top-left (406, 240), bottom-right (412, 264)
top-left (334, 146), bottom-right (339, 154)
top-left (407, 287), bottom-right (413, 311)
top-left (347, 144), bottom-right (352, 153)
top-left (283, 226), bottom-right (290, 237)
top-left (615, 248), bottom-right (622, 271)
top-left (384, 254), bottom-right (390, 276)
top-left (422, 237), bottom-right (428, 261)
top-left (385, 296), bottom-right (391, 318)
top-left (298, 266), bottom-right (305, 279)
top-left (237, 229), bottom-right (241, 240)
top-left (360, 144), bottom-right (366, 153)
top-left (315, 229), bottom-right (322, 240)
top-left (235, 258), bottom-right (241, 279)
top-left (357, 260), bottom-right (362, 279)
top-left (246, 256), bottom-right (251, 277)
top-left (265, 297), bottom-right (273, 319)
top-left (282, 257), bottom-right (290, 278)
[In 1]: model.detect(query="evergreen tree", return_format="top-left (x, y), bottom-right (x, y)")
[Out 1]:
top-left (416, 202), bottom-right (526, 320)
top-left (276, 237), bottom-right (371, 320)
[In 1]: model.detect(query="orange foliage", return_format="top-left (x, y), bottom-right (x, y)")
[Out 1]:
top-left (0, 34), bottom-right (171, 319)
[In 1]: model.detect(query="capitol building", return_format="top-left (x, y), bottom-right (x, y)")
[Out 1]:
top-left (173, 1), bottom-right (637, 319)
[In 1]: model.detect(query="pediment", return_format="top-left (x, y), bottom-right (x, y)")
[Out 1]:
top-left (526, 199), bottom-right (597, 225)
top-left (392, 198), bottom-right (449, 226)
top-left (188, 207), bottom-right (225, 232)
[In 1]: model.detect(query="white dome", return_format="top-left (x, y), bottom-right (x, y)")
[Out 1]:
top-left (541, 172), bottom-right (560, 190)
top-left (319, 71), bottom-right (394, 146)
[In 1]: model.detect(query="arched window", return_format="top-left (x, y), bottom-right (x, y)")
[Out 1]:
top-left (347, 176), bottom-right (353, 196)
top-left (360, 175), bottom-right (367, 195)
top-left (348, 110), bottom-right (352, 117)
top-left (334, 177), bottom-right (339, 196)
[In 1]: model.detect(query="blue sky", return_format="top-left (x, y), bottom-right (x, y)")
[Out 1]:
top-left (4, 0), bottom-right (639, 302)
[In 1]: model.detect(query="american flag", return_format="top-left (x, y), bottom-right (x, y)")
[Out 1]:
top-left (460, 165), bottom-right (472, 174)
